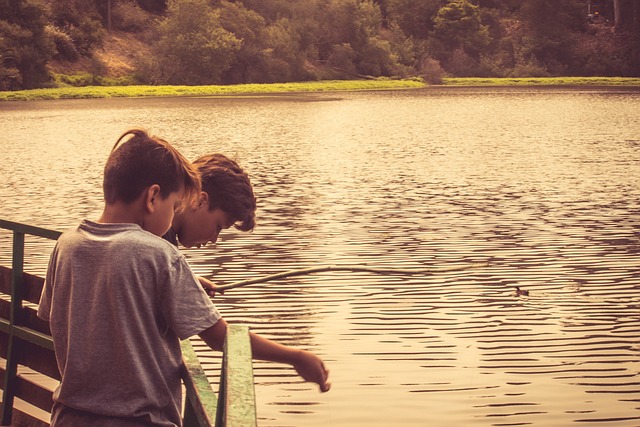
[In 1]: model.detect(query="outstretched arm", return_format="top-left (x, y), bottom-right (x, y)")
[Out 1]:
top-left (198, 319), bottom-right (330, 392)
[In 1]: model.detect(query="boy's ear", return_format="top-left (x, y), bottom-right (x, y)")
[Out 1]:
top-left (145, 185), bottom-right (162, 213)
top-left (199, 191), bottom-right (209, 207)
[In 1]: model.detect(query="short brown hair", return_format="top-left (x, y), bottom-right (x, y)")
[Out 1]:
top-left (103, 129), bottom-right (201, 208)
top-left (193, 154), bottom-right (256, 232)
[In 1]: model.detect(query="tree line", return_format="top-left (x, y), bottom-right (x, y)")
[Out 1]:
top-left (1, 0), bottom-right (639, 90)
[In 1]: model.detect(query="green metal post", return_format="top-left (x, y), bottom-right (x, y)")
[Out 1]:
top-left (216, 325), bottom-right (257, 427)
top-left (1, 230), bottom-right (25, 425)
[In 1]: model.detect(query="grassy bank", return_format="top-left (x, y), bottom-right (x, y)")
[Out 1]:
top-left (0, 79), bottom-right (424, 102)
top-left (2, 77), bottom-right (640, 102)
top-left (443, 77), bottom-right (640, 86)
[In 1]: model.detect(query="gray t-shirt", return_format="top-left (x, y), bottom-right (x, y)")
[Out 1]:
top-left (38, 220), bottom-right (221, 426)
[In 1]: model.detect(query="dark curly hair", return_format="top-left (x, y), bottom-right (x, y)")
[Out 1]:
top-left (193, 153), bottom-right (256, 232)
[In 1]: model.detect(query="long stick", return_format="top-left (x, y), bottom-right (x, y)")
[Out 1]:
top-left (216, 262), bottom-right (490, 292)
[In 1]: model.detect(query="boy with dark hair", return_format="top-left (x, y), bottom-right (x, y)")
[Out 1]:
top-left (163, 153), bottom-right (256, 296)
top-left (38, 130), bottom-right (329, 426)
top-left (164, 153), bottom-right (256, 248)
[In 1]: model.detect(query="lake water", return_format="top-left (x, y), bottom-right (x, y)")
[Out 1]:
top-left (1, 87), bottom-right (639, 427)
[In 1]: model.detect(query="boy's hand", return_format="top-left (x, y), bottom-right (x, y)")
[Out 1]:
top-left (197, 276), bottom-right (223, 297)
top-left (292, 350), bottom-right (331, 392)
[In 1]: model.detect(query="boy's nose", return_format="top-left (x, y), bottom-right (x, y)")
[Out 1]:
top-left (208, 232), bottom-right (220, 245)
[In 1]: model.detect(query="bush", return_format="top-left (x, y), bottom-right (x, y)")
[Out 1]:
top-left (46, 25), bottom-right (79, 61)
top-left (328, 43), bottom-right (357, 75)
top-left (52, 71), bottom-right (139, 87)
top-left (68, 17), bottom-right (105, 56)
top-left (510, 57), bottom-right (550, 78)
top-left (53, 72), bottom-right (97, 87)
top-left (444, 48), bottom-right (480, 77)
top-left (112, 1), bottom-right (152, 31)
top-left (419, 57), bottom-right (445, 84)
top-left (0, 57), bottom-right (22, 91)
top-left (133, 55), bottom-right (163, 85)
top-left (357, 37), bottom-right (398, 76)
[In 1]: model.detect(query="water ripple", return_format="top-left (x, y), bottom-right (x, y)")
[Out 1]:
top-left (1, 88), bottom-right (639, 426)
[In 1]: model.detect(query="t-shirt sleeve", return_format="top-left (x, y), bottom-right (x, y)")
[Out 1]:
top-left (37, 243), bottom-right (58, 321)
top-left (160, 255), bottom-right (221, 340)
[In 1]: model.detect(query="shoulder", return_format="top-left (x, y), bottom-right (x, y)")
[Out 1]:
top-left (121, 226), bottom-right (183, 262)
top-left (60, 220), bottom-right (182, 260)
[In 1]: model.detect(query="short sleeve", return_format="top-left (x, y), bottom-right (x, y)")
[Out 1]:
top-left (37, 243), bottom-right (59, 321)
top-left (159, 255), bottom-right (221, 340)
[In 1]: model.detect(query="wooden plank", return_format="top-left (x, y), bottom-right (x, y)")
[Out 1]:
top-left (8, 369), bottom-right (54, 413)
top-left (8, 405), bottom-right (49, 427)
top-left (0, 266), bottom-right (46, 308)
top-left (21, 272), bottom-right (46, 306)
top-left (0, 301), bottom-right (53, 338)
top-left (219, 325), bottom-right (257, 427)
top-left (0, 268), bottom-right (10, 295)
top-left (0, 334), bottom-right (59, 380)
top-left (22, 308), bottom-right (51, 337)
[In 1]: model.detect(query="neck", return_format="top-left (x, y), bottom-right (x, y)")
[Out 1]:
top-left (99, 201), bottom-right (144, 227)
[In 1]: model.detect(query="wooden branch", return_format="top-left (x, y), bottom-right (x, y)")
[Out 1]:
top-left (216, 262), bottom-right (490, 292)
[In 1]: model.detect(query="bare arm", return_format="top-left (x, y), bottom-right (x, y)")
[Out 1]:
top-left (197, 276), bottom-right (221, 297)
top-left (198, 319), bottom-right (330, 392)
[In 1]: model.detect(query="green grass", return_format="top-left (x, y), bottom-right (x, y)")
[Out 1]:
top-left (443, 77), bottom-right (640, 86)
top-left (0, 79), bottom-right (425, 102)
top-left (2, 77), bottom-right (639, 102)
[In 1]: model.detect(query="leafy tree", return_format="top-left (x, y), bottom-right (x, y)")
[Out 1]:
top-left (216, 1), bottom-right (271, 83)
top-left (518, 0), bottom-right (583, 74)
top-left (432, 0), bottom-right (490, 58)
top-left (110, 0), bottom-right (152, 31)
top-left (0, 34), bottom-right (22, 90)
top-left (358, 36), bottom-right (397, 75)
top-left (236, 0), bottom-right (295, 22)
top-left (385, 0), bottom-right (444, 38)
top-left (315, 0), bottom-right (401, 77)
top-left (476, 0), bottom-right (519, 12)
top-left (212, 1), bottom-right (310, 83)
top-left (135, 0), bottom-right (167, 14)
top-left (152, 0), bottom-right (241, 84)
top-left (49, 0), bottom-right (104, 55)
top-left (613, 0), bottom-right (640, 33)
top-left (351, 0), bottom-right (400, 75)
top-left (259, 18), bottom-right (311, 82)
top-left (0, 0), bottom-right (55, 89)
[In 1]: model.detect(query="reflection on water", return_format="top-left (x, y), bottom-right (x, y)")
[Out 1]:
top-left (1, 87), bottom-right (639, 426)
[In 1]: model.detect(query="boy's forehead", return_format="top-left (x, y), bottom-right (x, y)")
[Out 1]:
top-left (216, 209), bottom-right (236, 228)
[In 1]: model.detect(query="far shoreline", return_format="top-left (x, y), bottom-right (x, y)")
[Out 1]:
top-left (1, 77), bottom-right (640, 102)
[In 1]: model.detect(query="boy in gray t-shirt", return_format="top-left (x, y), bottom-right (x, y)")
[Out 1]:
top-left (38, 129), bottom-right (330, 426)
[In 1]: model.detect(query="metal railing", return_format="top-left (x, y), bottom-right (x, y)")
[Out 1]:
top-left (0, 219), bottom-right (256, 427)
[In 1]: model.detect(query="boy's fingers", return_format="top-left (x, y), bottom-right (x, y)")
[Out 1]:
top-left (202, 283), bottom-right (223, 297)
top-left (320, 381), bottom-right (331, 392)
top-left (318, 365), bottom-right (330, 392)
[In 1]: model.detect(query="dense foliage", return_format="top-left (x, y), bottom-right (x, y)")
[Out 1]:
top-left (0, 0), bottom-right (54, 89)
top-left (1, 0), bottom-right (639, 89)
